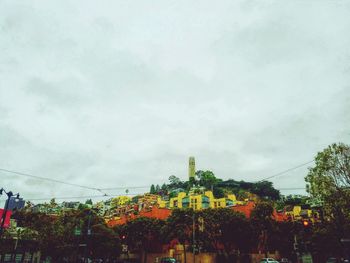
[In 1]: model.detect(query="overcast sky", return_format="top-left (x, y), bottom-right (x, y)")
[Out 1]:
top-left (0, 0), bottom-right (349, 203)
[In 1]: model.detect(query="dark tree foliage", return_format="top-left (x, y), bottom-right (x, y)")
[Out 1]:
top-left (10, 209), bottom-right (121, 262)
top-left (121, 217), bottom-right (165, 263)
top-left (150, 184), bottom-right (156, 194)
top-left (213, 186), bottom-right (225, 198)
top-left (251, 181), bottom-right (280, 200)
top-left (150, 171), bottom-right (280, 200)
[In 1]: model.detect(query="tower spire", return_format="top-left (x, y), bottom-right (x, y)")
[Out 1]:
top-left (189, 157), bottom-right (196, 180)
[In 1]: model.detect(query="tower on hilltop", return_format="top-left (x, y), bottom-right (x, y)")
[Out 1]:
top-left (188, 156), bottom-right (196, 180)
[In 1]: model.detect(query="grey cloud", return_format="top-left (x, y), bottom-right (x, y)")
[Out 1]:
top-left (0, 0), bottom-right (350, 200)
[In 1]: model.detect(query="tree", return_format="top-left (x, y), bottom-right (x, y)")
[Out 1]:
top-left (150, 184), bottom-right (156, 194)
top-left (49, 198), bottom-right (57, 208)
top-left (196, 170), bottom-right (221, 191)
top-left (306, 143), bottom-right (350, 203)
top-left (305, 143), bottom-right (350, 238)
top-left (12, 209), bottom-right (121, 262)
top-left (161, 183), bottom-right (168, 192)
top-left (251, 181), bottom-right (280, 200)
top-left (162, 209), bottom-right (194, 263)
top-left (213, 186), bottom-right (225, 198)
top-left (250, 202), bottom-right (274, 257)
top-left (169, 175), bottom-right (181, 186)
top-left (123, 217), bottom-right (165, 263)
top-left (155, 184), bottom-right (160, 193)
top-left (197, 208), bottom-right (252, 262)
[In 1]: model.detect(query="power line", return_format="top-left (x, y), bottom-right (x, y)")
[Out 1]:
top-left (100, 186), bottom-right (149, 191)
top-left (0, 192), bottom-right (145, 203)
top-left (0, 167), bottom-right (149, 192)
top-left (277, 187), bottom-right (306, 190)
top-left (0, 168), bottom-right (101, 192)
top-left (0, 159), bottom-right (314, 197)
top-left (258, 160), bottom-right (314, 182)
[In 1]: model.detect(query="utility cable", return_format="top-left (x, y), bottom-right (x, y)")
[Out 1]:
top-left (0, 192), bottom-right (144, 203)
top-left (0, 168), bottom-right (101, 192)
top-left (257, 160), bottom-right (314, 182)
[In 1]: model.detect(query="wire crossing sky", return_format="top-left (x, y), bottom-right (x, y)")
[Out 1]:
top-left (0, 0), bottom-right (349, 200)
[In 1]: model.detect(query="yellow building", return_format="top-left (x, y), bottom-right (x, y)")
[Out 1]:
top-left (157, 197), bottom-right (168, 208)
top-left (169, 192), bottom-right (187, 209)
top-left (110, 196), bottom-right (131, 208)
top-left (285, 205), bottom-right (313, 220)
top-left (165, 190), bottom-right (237, 210)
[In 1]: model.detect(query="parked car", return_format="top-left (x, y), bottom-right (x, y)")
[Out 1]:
top-left (326, 258), bottom-right (337, 263)
top-left (160, 257), bottom-right (177, 263)
top-left (260, 258), bottom-right (279, 263)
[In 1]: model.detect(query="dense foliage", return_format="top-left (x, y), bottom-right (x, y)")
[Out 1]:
top-left (150, 171), bottom-right (280, 200)
top-left (4, 209), bottom-right (121, 262)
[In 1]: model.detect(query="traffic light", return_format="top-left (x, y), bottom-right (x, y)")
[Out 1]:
top-left (303, 220), bottom-right (310, 227)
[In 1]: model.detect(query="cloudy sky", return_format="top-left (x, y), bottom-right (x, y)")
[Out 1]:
top-left (0, 0), bottom-right (349, 203)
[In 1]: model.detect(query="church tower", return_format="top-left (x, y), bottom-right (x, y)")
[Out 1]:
top-left (188, 156), bottom-right (196, 180)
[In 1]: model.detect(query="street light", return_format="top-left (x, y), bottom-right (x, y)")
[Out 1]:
top-left (0, 188), bottom-right (20, 238)
top-left (185, 213), bottom-right (196, 263)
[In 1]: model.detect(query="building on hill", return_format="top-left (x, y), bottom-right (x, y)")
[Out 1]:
top-left (284, 205), bottom-right (317, 221)
top-left (162, 189), bottom-right (238, 210)
top-left (110, 196), bottom-right (131, 208)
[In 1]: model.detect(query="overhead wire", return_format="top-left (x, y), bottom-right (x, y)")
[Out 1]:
top-left (257, 160), bottom-right (314, 182)
top-left (0, 168), bottom-right (102, 192)
top-left (0, 159), bottom-right (315, 201)
top-left (0, 192), bottom-right (145, 204)
top-left (0, 167), bottom-right (150, 192)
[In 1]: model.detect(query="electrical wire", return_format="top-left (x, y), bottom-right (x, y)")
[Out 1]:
top-left (0, 159), bottom-right (315, 201)
top-left (277, 187), bottom-right (306, 190)
top-left (5, 192), bottom-right (145, 203)
top-left (257, 160), bottom-right (314, 182)
top-left (0, 167), bottom-right (150, 193)
top-left (0, 168), bottom-right (101, 192)
top-left (99, 186), bottom-right (149, 191)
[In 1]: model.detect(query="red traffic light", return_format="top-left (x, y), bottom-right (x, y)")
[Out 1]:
top-left (122, 235), bottom-right (126, 239)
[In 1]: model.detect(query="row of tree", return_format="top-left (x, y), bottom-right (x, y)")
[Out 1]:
top-left (1, 209), bottom-right (121, 262)
top-left (3, 201), bottom-right (349, 263)
top-left (115, 202), bottom-right (350, 263)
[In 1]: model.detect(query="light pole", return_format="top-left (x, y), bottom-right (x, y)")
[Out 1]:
top-left (185, 213), bottom-right (196, 263)
top-left (84, 209), bottom-right (93, 263)
top-left (0, 188), bottom-right (20, 238)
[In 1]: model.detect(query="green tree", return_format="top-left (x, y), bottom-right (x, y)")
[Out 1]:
top-left (155, 184), bottom-right (160, 193)
top-left (305, 143), bottom-right (350, 238)
top-left (196, 170), bottom-right (220, 191)
top-left (251, 181), bottom-right (280, 200)
top-left (169, 175), bottom-right (181, 186)
top-left (150, 184), bottom-right (156, 194)
top-left (213, 186), bottom-right (225, 198)
top-left (49, 198), bottom-right (57, 208)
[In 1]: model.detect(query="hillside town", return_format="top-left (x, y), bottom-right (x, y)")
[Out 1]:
top-left (2, 143), bottom-right (349, 263)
